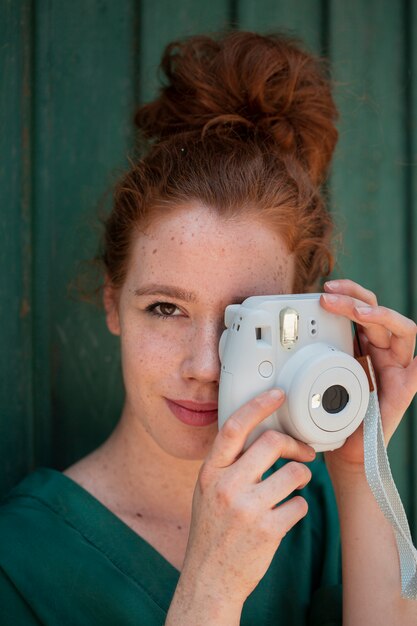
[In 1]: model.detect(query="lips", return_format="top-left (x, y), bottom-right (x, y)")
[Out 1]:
top-left (165, 398), bottom-right (218, 427)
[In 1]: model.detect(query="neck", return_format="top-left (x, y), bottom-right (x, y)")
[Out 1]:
top-left (89, 405), bottom-right (204, 524)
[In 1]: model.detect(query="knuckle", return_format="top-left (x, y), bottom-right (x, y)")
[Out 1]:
top-left (215, 481), bottom-right (235, 509)
top-left (286, 461), bottom-right (311, 485)
top-left (214, 483), bottom-right (255, 524)
top-left (251, 395), bottom-right (268, 411)
top-left (275, 496), bottom-right (309, 539)
top-left (407, 319), bottom-right (417, 336)
top-left (252, 391), bottom-right (278, 411)
top-left (261, 429), bottom-right (284, 449)
top-left (274, 512), bottom-right (291, 541)
top-left (344, 279), bottom-right (359, 294)
top-left (257, 518), bottom-right (276, 542)
top-left (221, 416), bottom-right (242, 440)
top-left (292, 495), bottom-right (309, 517)
top-left (197, 463), bottom-right (216, 493)
top-left (221, 492), bottom-right (255, 524)
top-left (233, 500), bottom-right (256, 525)
top-left (366, 289), bottom-right (378, 306)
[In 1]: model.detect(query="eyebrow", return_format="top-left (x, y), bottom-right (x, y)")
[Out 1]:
top-left (133, 283), bottom-right (250, 304)
top-left (133, 284), bottom-right (197, 302)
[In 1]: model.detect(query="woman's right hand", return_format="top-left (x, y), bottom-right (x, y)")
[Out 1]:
top-left (166, 389), bottom-right (316, 624)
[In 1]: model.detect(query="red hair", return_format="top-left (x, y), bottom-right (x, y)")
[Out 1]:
top-left (103, 31), bottom-right (338, 293)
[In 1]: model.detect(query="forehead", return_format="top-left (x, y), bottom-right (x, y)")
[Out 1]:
top-left (126, 205), bottom-right (294, 299)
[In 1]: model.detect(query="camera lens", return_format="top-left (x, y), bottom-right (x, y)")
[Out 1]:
top-left (322, 385), bottom-right (349, 414)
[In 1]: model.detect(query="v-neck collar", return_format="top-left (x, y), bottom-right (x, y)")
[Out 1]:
top-left (9, 468), bottom-right (181, 613)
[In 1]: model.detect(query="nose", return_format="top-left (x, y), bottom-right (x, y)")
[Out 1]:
top-left (180, 318), bottom-right (222, 384)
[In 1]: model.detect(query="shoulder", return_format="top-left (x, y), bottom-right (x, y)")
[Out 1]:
top-left (0, 469), bottom-right (89, 577)
top-left (0, 468), bottom-right (79, 536)
top-left (0, 469), bottom-right (149, 623)
top-left (0, 469), bottom-right (178, 624)
top-left (0, 467), bottom-right (118, 592)
top-left (0, 564), bottom-right (40, 623)
top-left (0, 469), bottom-right (84, 622)
top-left (0, 468), bottom-right (69, 534)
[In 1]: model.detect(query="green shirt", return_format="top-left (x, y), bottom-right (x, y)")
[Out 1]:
top-left (0, 460), bottom-right (342, 625)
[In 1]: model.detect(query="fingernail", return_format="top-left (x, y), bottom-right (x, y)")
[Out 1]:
top-left (322, 293), bottom-right (339, 304)
top-left (308, 448), bottom-right (316, 458)
top-left (325, 280), bottom-right (339, 290)
top-left (355, 306), bottom-right (372, 315)
top-left (269, 389), bottom-right (283, 400)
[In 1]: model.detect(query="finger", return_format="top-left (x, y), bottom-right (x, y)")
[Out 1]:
top-left (353, 326), bottom-right (369, 358)
top-left (231, 430), bottom-right (315, 482)
top-left (207, 389), bottom-right (286, 468)
top-left (322, 281), bottom-right (390, 350)
top-left (256, 461), bottom-right (312, 508)
top-left (271, 495), bottom-right (309, 537)
top-left (324, 279), bottom-right (378, 306)
top-left (406, 356), bottom-right (417, 394)
top-left (353, 305), bottom-right (417, 366)
top-left (324, 292), bottom-right (417, 365)
top-left (320, 293), bottom-right (391, 349)
top-left (321, 287), bottom-right (417, 364)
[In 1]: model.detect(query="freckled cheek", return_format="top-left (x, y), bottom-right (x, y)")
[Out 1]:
top-left (120, 327), bottom-right (186, 383)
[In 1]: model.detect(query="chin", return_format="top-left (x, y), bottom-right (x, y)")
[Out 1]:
top-left (159, 428), bottom-right (217, 462)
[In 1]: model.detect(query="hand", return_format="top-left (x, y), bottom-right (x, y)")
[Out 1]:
top-left (180, 389), bottom-right (315, 604)
top-left (320, 279), bottom-right (417, 470)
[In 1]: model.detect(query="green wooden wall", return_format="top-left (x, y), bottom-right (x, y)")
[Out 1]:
top-left (1, 0), bottom-right (416, 535)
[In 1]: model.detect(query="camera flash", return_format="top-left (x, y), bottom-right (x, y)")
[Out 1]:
top-left (311, 393), bottom-right (321, 409)
top-left (280, 307), bottom-right (299, 349)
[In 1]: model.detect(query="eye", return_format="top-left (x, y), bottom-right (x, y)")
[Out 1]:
top-left (145, 301), bottom-right (183, 319)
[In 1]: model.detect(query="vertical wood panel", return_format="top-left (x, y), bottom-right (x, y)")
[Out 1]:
top-left (33, 1), bottom-right (136, 469)
top-left (329, 0), bottom-right (411, 514)
top-left (139, 0), bottom-right (230, 104)
top-left (238, 0), bottom-right (323, 53)
top-left (330, 1), bottom-right (407, 310)
top-left (0, 0), bottom-right (34, 495)
top-left (410, 0), bottom-right (417, 536)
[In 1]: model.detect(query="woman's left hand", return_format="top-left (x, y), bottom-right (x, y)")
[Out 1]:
top-left (320, 279), bottom-right (417, 470)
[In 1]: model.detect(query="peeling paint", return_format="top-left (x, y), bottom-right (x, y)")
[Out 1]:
top-left (19, 298), bottom-right (30, 318)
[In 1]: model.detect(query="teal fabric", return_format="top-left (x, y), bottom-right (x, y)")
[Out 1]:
top-left (0, 460), bottom-right (342, 625)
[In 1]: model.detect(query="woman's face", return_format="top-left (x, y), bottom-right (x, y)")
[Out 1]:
top-left (105, 204), bottom-right (294, 461)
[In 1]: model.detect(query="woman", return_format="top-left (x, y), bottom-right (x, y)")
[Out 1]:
top-left (1, 31), bottom-right (416, 625)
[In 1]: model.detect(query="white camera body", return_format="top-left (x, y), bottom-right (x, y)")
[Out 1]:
top-left (218, 294), bottom-right (370, 452)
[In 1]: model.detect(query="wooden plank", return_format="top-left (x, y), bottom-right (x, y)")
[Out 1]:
top-left (330, 1), bottom-right (407, 310)
top-left (0, 0), bottom-right (34, 497)
top-left (329, 0), bottom-right (411, 514)
top-left (410, 0), bottom-right (417, 537)
top-left (238, 0), bottom-right (323, 53)
top-left (33, 1), bottom-right (136, 469)
top-left (139, 0), bottom-right (230, 104)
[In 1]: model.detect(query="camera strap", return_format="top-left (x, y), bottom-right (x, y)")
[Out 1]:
top-left (360, 355), bottom-right (417, 599)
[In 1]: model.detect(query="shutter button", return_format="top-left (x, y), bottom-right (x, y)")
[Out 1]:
top-left (258, 361), bottom-right (273, 378)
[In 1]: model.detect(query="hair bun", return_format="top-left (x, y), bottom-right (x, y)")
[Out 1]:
top-left (135, 31), bottom-right (338, 184)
